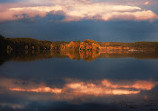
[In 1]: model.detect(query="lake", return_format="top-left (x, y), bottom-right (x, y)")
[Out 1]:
top-left (0, 52), bottom-right (158, 111)
top-left (0, 0), bottom-right (158, 110)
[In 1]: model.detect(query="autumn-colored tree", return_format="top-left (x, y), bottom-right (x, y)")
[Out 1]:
top-left (79, 39), bottom-right (100, 51)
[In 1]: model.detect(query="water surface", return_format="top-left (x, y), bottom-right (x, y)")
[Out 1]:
top-left (0, 52), bottom-right (158, 111)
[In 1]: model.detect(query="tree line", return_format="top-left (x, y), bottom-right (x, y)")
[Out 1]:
top-left (0, 35), bottom-right (52, 51)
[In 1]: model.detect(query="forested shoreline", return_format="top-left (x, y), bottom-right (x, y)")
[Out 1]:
top-left (0, 35), bottom-right (158, 64)
top-left (1, 35), bottom-right (158, 52)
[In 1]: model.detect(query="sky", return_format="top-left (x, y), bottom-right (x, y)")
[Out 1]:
top-left (0, 0), bottom-right (158, 42)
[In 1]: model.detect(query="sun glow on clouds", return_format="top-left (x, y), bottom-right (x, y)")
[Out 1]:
top-left (144, 1), bottom-right (150, 5)
top-left (0, 0), bottom-right (158, 22)
top-left (1, 77), bottom-right (157, 108)
top-left (9, 6), bottom-right (62, 12)
top-left (8, 79), bottom-right (157, 96)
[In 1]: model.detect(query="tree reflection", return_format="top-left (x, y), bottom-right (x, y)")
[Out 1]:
top-left (0, 36), bottom-right (158, 65)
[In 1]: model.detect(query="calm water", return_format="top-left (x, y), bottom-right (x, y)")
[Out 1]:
top-left (0, 53), bottom-right (158, 111)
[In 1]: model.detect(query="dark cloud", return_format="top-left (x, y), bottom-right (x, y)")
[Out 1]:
top-left (0, 0), bottom-right (24, 3)
top-left (0, 16), bottom-right (158, 42)
top-left (37, 102), bottom-right (121, 111)
top-left (0, 102), bottom-right (122, 111)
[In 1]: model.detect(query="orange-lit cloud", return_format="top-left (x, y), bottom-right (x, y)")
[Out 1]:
top-left (0, 0), bottom-right (158, 22)
top-left (0, 76), bottom-right (157, 102)
top-left (7, 78), bottom-right (157, 96)
top-left (10, 87), bottom-right (62, 94)
top-left (101, 79), bottom-right (155, 90)
top-left (144, 1), bottom-right (150, 5)
top-left (65, 82), bottom-right (140, 95)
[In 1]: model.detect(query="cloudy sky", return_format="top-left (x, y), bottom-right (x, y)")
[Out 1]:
top-left (0, 0), bottom-right (158, 42)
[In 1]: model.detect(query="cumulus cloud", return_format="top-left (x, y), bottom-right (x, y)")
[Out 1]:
top-left (0, 76), bottom-right (157, 103)
top-left (1, 76), bottom-right (156, 96)
top-left (0, 0), bottom-right (158, 22)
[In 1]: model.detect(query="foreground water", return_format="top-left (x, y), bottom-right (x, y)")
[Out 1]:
top-left (0, 53), bottom-right (158, 111)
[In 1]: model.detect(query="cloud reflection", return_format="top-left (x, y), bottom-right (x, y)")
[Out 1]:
top-left (6, 78), bottom-right (157, 96)
top-left (0, 76), bottom-right (157, 110)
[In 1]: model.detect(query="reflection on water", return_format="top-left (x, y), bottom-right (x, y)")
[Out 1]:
top-left (0, 76), bottom-right (158, 111)
top-left (0, 48), bottom-right (158, 65)
top-left (0, 49), bottom-right (158, 111)
top-left (9, 78), bottom-right (156, 95)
